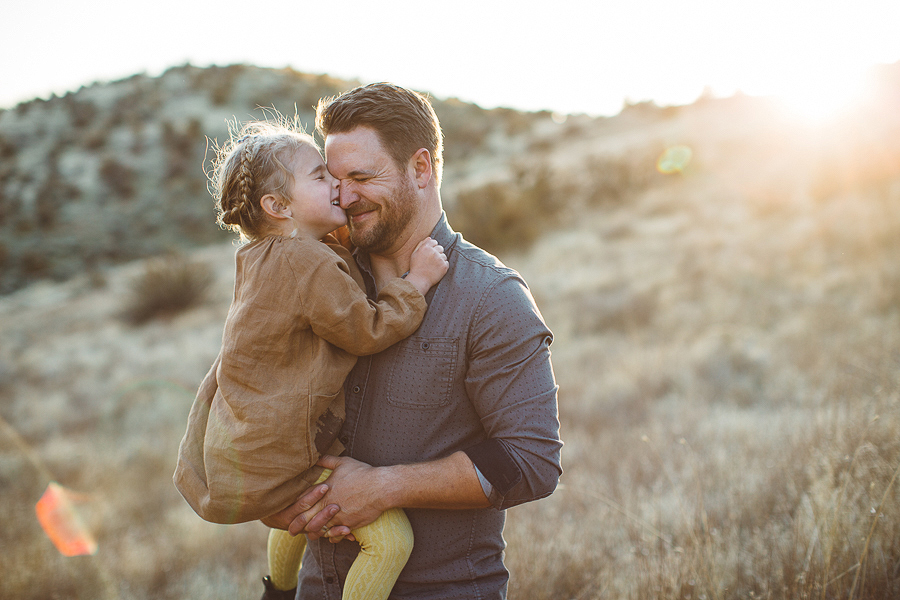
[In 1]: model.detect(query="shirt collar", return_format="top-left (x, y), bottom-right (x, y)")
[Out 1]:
top-left (429, 212), bottom-right (460, 256)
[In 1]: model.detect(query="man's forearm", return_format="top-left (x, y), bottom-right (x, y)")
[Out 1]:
top-left (297, 452), bottom-right (492, 537)
top-left (379, 451), bottom-right (491, 511)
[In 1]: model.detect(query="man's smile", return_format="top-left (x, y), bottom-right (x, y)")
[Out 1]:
top-left (346, 202), bottom-right (379, 220)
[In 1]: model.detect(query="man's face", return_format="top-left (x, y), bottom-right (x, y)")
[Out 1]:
top-left (324, 127), bottom-right (418, 254)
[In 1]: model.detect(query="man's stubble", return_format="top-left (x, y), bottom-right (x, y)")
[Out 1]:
top-left (348, 176), bottom-right (418, 255)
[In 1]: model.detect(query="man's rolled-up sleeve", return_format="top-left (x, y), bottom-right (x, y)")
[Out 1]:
top-left (462, 274), bottom-right (563, 510)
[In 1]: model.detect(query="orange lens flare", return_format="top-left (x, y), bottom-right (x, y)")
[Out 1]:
top-left (35, 482), bottom-right (97, 557)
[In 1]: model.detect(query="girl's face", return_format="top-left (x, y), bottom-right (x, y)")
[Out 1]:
top-left (282, 144), bottom-right (346, 238)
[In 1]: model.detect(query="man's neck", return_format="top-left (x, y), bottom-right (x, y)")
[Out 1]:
top-left (369, 204), bottom-right (441, 291)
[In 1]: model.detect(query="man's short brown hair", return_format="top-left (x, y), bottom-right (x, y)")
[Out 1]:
top-left (316, 82), bottom-right (444, 185)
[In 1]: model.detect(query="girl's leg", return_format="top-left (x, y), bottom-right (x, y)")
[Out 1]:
top-left (342, 508), bottom-right (414, 600)
top-left (267, 527), bottom-right (306, 591)
top-left (265, 469), bottom-right (332, 592)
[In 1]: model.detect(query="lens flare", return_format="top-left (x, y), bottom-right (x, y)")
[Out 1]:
top-left (35, 482), bottom-right (97, 557)
top-left (657, 145), bottom-right (693, 174)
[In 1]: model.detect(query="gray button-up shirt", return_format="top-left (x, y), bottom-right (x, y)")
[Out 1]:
top-left (298, 214), bottom-right (562, 600)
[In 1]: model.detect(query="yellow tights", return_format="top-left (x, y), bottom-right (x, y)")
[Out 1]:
top-left (267, 469), bottom-right (414, 598)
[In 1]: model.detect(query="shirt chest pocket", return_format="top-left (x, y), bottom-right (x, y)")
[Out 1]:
top-left (387, 337), bottom-right (458, 410)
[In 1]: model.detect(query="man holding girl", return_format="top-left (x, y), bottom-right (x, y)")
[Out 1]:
top-left (265, 83), bottom-right (562, 599)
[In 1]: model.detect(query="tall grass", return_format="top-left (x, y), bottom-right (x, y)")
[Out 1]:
top-left (501, 108), bottom-right (900, 599)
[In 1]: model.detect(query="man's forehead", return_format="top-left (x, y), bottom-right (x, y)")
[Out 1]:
top-left (324, 128), bottom-right (389, 173)
top-left (325, 127), bottom-right (384, 155)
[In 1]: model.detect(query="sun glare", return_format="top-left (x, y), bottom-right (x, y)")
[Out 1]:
top-left (771, 70), bottom-right (868, 124)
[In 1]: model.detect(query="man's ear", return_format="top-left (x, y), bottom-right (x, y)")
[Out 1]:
top-left (409, 148), bottom-right (432, 189)
top-left (260, 194), bottom-right (291, 220)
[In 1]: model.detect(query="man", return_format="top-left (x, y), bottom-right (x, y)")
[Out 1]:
top-left (263, 83), bottom-right (562, 599)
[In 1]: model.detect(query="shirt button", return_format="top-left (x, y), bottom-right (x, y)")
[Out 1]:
top-left (325, 576), bottom-right (335, 584)
top-left (352, 385), bottom-right (361, 394)
top-left (340, 435), bottom-right (349, 445)
top-left (421, 342), bottom-right (430, 350)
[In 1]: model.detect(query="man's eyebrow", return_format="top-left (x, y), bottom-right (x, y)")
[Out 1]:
top-left (345, 169), bottom-right (375, 179)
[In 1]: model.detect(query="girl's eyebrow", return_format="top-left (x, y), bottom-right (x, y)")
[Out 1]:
top-left (309, 164), bottom-right (325, 176)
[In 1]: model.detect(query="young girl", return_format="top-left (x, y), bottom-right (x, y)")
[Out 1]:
top-left (173, 116), bottom-right (447, 600)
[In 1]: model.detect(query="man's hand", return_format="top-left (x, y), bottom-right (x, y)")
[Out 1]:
top-left (299, 455), bottom-right (390, 540)
top-left (260, 483), bottom-right (344, 536)
top-left (272, 451), bottom-right (490, 543)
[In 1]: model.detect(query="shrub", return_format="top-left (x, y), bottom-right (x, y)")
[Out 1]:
top-left (0, 135), bottom-right (15, 160)
top-left (434, 98), bottom-right (494, 161)
top-left (496, 107), bottom-right (536, 136)
top-left (450, 163), bottom-right (562, 254)
top-left (120, 254), bottom-right (213, 325)
top-left (570, 285), bottom-right (659, 335)
top-left (584, 149), bottom-right (662, 206)
top-left (162, 119), bottom-right (203, 179)
top-left (36, 167), bottom-right (80, 229)
top-left (20, 250), bottom-right (50, 277)
top-left (82, 127), bottom-right (107, 150)
top-left (99, 158), bottom-right (136, 199)
top-left (208, 64), bottom-right (243, 106)
top-left (65, 97), bottom-right (97, 129)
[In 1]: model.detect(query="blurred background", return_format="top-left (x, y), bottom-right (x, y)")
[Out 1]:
top-left (2, 1), bottom-right (899, 598)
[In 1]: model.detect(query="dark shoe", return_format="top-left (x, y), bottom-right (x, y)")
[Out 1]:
top-left (260, 576), bottom-right (296, 600)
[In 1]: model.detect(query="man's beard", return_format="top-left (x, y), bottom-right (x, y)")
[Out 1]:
top-left (347, 178), bottom-right (417, 254)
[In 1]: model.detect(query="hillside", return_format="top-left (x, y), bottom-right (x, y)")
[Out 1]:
top-left (0, 63), bottom-right (546, 294)
top-left (2, 63), bottom-right (900, 599)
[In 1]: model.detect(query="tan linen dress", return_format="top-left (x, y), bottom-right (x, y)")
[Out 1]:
top-left (174, 233), bottom-right (426, 524)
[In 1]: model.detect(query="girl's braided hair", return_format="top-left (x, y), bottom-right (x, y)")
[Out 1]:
top-left (210, 114), bottom-right (318, 241)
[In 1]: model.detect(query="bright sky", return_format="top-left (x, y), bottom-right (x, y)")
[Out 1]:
top-left (3, 0), bottom-right (899, 117)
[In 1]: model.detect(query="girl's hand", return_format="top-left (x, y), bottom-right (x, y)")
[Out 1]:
top-left (405, 237), bottom-right (448, 295)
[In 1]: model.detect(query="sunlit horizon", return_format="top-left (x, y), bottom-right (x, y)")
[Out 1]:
top-left (3, 0), bottom-right (899, 118)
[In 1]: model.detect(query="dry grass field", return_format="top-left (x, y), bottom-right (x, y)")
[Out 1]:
top-left (502, 110), bottom-right (900, 598)
top-left (1, 86), bottom-right (899, 599)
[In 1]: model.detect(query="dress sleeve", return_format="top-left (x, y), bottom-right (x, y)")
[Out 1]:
top-left (292, 243), bottom-right (428, 356)
top-left (462, 274), bottom-right (563, 510)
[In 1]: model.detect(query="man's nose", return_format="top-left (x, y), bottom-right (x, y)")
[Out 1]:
top-left (338, 180), bottom-right (358, 209)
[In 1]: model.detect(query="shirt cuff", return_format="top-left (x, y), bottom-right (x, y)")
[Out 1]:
top-left (464, 438), bottom-right (522, 504)
top-left (473, 465), bottom-right (494, 499)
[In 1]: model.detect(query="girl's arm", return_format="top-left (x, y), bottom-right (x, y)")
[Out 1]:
top-left (295, 239), bottom-right (445, 356)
